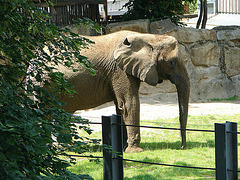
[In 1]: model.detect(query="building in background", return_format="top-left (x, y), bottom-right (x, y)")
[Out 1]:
top-left (99, 0), bottom-right (128, 20)
top-left (197, 0), bottom-right (240, 14)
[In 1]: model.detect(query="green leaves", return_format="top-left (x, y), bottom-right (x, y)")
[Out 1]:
top-left (57, 133), bottom-right (72, 143)
top-left (0, 0), bottom-right (98, 179)
top-left (123, 0), bottom-right (195, 24)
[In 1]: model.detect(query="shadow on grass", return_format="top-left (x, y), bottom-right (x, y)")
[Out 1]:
top-left (81, 140), bottom-right (216, 153)
top-left (124, 160), bottom-right (215, 180)
top-left (140, 140), bottom-right (215, 150)
top-left (124, 174), bottom-right (157, 180)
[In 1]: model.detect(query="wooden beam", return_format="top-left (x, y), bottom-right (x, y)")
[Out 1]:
top-left (33, 0), bottom-right (105, 7)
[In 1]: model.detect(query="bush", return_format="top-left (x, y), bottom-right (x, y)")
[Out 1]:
top-left (189, 0), bottom-right (198, 14)
top-left (0, 0), bottom-right (98, 179)
top-left (122, 0), bottom-right (195, 24)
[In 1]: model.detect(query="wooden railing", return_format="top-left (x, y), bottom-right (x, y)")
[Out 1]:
top-left (33, 0), bottom-right (108, 26)
top-left (217, 0), bottom-right (240, 13)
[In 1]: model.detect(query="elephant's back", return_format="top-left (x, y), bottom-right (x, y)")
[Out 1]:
top-left (82, 31), bottom-right (139, 57)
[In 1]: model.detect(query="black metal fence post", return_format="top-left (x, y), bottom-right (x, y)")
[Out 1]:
top-left (102, 115), bottom-right (124, 180)
top-left (111, 115), bottom-right (124, 180)
top-left (102, 116), bottom-right (112, 180)
top-left (215, 123), bottom-right (226, 180)
top-left (215, 122), bottom-right (238, 180)
top-left (226, 122), bottom-right (238, 180)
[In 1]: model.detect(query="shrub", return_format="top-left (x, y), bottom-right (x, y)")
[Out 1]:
top-left (0, 0), bottom-right (98, 179)
top-left (122, 0), bottom-right (195, 24)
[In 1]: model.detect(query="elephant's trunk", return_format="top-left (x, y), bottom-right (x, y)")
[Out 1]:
top-left (171, 66), bottom-right (190, 149)
top-left (176, 78), bottom-right (190, 149)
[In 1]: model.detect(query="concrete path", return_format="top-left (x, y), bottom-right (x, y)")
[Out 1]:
top-left (74, 100), bottom-right (240, 122)
top-left (182, 14), bottom-right (240, 29)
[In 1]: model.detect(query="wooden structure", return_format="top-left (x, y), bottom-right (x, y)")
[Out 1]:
top-left (217, 0), bottom-right (240, 14)
top-left (33, 0), bottom-right (108, 26)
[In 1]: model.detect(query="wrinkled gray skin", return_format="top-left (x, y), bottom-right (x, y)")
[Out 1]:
top-left (57, 31), bottom-right (190, 153)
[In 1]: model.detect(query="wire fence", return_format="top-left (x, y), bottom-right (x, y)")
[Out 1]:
top-left (69, 115), bottom-right (239, 180)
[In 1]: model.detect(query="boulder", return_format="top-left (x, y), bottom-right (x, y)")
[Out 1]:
top-left (224, 46), bottom-right (240, 77)
top-left (150, 19), bottom-right (177, 34)
top-left (190, 42), bottom-right (220, 67)
top-left (178, 43), bottom-right (191, 63)
top-left (167, 27), bottom-right (217, 43)
top-left (230, 75), bottom-right (240, 96)
top-left (214, 26), bottom-right (240, 41)
top-left (186, 63), bottom-right (229, 101)
top-left (105, 19), bottom-right (150, 34)
top-left (188, 65), bottom-right (223, 84)
top-left (194, 78), bottom-right (235, 101)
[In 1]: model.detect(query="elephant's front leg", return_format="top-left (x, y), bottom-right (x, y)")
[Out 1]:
top-left (113, 75), bottom-right (142, 153)
top-left (115, 95), bottom-right (143, 153)
top-left (124, 98), bottom-right (143, 153)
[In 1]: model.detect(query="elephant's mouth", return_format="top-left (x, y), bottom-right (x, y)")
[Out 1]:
top-left (158, 79), bottom-right (163, 83)
top-left (166, 74), bottom-right (171, 79)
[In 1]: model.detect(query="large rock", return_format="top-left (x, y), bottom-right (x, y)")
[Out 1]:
top-left (214, 26), bottom-right (240, 41)
top-left (105, 19), bottom-right (150, 34)
top-left (178, 43), bottom-right (191, 63)
top-left (150, 19), bottom-right (177, 34)
top-left (167, 27), bottom-right (217, 43)
top-left (190, 42), bottom-right (220, 67)
top-left (224, 46), bottom-right (240, 77)
top-left (230, 75), bottom-right (240, 96)
top-left (194, 77), bottom-right (235, 101)
top-left (186, 62), bottom-right (230, 101)
top-left (188, 65), bottom-right (223, 84)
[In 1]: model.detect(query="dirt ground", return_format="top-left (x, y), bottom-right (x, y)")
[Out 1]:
top-left (74, 96), bottom-right (240, 122)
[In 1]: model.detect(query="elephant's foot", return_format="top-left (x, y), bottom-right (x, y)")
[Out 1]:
top-left (181, 141), bottom-right (186, 150)
top-left (125, 145), bottom-right (143, 153)
top-left (181, 145), bottom-right (186, 150)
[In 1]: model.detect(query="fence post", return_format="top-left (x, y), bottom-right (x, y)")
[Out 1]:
top-left (215, 0), bottom-right (218, 14)
top-left (226, 122), bottom-right (238, 180)
top-left (102, 116), bottom-right (112, 180)
top-left (111, 115), bottom-right (124, 180)
top-left (215, 122), bottom-right (238, 180)
top-left (215, 123), bottom-right (227, 180)
top-left (102, 115), bottom-right (124, 180)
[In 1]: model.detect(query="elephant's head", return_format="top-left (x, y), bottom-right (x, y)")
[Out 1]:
top-left (114, 33), bottom-right (190, 149)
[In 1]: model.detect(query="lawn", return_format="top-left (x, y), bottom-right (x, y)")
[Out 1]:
top-left (68, 114), bottom-right (240, 179)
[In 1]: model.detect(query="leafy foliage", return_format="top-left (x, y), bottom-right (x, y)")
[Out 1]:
top-left (189, 0), bottom-right (198, 14)
top-left (122, 0), bottom-right (195, 24)
top-left (0, 0), bottom-right (99, 179)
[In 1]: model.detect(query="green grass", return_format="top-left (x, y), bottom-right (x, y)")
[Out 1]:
top-left (68, 114), bottom-right (240, 179)
top-left (209, 95), bottom-right (239, 102)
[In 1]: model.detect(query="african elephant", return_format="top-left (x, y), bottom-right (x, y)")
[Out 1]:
top-left (57, 30), bottom-right (190, 153)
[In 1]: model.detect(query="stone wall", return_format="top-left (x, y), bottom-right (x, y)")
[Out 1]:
top-left (104, 19), bottom-right (240, 102)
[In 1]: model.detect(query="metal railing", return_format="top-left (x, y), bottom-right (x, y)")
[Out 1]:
top-left (70, 115), bottom-right (239, 180)
top-left (102, 115), bottom-right (239, 180)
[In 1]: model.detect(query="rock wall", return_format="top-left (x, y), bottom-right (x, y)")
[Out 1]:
top-left (105, 19), bottom-right (240, 102)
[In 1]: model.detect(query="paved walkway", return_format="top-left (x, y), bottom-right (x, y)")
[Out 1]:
top-left (74, 101), bottom-right (240, 122)
top-left (182, 14), bottom-right (240, 29)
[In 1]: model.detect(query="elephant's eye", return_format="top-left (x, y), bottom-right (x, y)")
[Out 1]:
top-left (123, 38), bottom-right (131, 46)
top-left (169, 60), bottom-right (176, 68)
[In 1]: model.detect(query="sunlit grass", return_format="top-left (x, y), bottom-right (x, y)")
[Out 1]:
top-left (68, 114), bottom-right (240, 179)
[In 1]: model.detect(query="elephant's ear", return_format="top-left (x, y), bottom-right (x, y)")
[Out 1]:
top-left (114, 37), bottom-right (158, 86)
